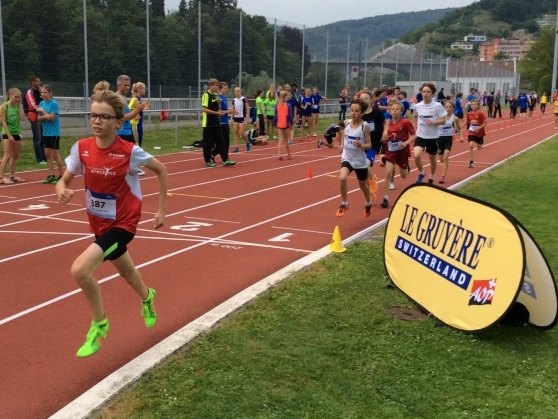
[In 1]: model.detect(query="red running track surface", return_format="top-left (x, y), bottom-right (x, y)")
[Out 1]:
top-left (0, 113), bottom-right (554, 418)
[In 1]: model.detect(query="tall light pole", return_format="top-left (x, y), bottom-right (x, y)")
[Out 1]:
top-left (551, 3), bottom-right (558, 96)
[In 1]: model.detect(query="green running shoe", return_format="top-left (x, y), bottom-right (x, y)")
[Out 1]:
top-left (76, 318), bottom-right (110, 358)
top-left (141, 288), bottom-right (157, 328)
top-left (223, 159), bottom-right (236, 166)
top-left (205, 162), bottom-right (217, 167)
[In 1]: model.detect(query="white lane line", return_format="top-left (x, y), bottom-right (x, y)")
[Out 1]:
top-left (0, 231), bottom-right (90, 236)
top-left (0, 194), bottom-right (16, 198)
top-left (183, 216), bottom-right (241, 224)
top-left (38, 199), bottom-right (82, 206)
top-left (0, 235), bottom-right (93, 265)
top-left (272, 226), bottom-right (331, 235)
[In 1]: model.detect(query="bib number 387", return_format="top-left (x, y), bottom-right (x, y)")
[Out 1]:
top-left (86, 189), bottom-right (117, 219)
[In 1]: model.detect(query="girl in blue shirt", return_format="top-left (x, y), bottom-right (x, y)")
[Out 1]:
top-left (37, 85), bottom-right (64, 184)
top-left (300, 89), bottom-right (314, 138)
top-left (310, 87), bottom-right (327, 137)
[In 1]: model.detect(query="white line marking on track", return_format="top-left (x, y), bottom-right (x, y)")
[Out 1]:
top-left (183, 216), bottom-right (241, 224)
top-left (0, 230), bottom-right (90, 236)
top-left (0, 235), bottom-right (93, 265)
top-left (0, 194), bottom-right (16, 198)
top-left (38, 199), bottom-right (82, 206)
top-left (272, 226), bottom-right (331, 235)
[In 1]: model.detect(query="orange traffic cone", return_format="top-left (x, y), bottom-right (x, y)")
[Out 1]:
top-left (306, 165), bottom-right (313, 179)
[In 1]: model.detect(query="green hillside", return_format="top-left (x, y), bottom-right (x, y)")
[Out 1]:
top-left (305, 8), bottom-right (456, 61)
top-left (400, 0), bottom-right (557, 56)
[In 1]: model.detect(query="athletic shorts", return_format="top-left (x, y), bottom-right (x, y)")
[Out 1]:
top-left (468, 135), bottom-right (484, 145)
top-left (2, 134), bottom-right (22, 141)
top-left (341, 161), bottom-right (368, 181)
top-left (528, 105), bottom-right (535, 111)
top-left (266, 115), bottom-right (274, 121)
top-left (302, 110), bottom-right (312, 117)
top-left (233, 117), bottom-right (244, 123)
top-left (519, 108), bottom-right (527, 114)
top-left (366, 148), bottom-right (377, 165)
top-left (324, 134), bottom-right (333, 145)
top-left (312, 109), bottom-right (320, 114)
top-left (414, 136), bottom-right (438, 155)
top-left (95, 227), bottom-right (135, 261)
top-left (42, 135), bottom-right (60, 150)
top-left (119, 134), bottom-right (136, 144)
top-left (455, 111), bottom-right (463, 118)
top-left (382, 151), bottom-right (410, 170)
top-left (437, 136), bottom-right (453, 154)
top-left (379, 143), bottom-right (386, 155)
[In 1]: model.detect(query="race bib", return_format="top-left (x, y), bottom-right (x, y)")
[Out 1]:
top-left (419, 117), bottom-right (428, 125)
top-left (469, 124), bottom-right (479, 132)
top-left (388, 140), bottom-right (403, 152)
top-left (86, 189), bottom-right (116, 219)
top-left (344, 135), bottom-right (360, 150)
top-left (367, 121), bottom-right (375, 132)
top-left (312, 105), bottom-right (318, 109)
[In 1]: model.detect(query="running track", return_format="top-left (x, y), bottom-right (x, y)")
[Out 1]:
top-left (0, 112), bottom-right (554, 419)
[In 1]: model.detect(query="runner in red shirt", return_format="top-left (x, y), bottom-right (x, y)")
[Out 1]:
top-left (463, 99), bottom-right (487, 168)
top-left (55, 89), bottom-right (168, 358)
top-left (379, 100), bottom-right (416, 208)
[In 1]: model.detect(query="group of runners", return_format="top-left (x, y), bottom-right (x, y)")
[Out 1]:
top-left (330, 82), bottom-right (489, 218)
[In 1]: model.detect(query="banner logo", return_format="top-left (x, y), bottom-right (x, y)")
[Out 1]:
top-left (469, 279), bottom-right (497, 306)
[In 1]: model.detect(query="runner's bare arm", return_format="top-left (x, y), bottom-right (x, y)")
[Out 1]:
top-left (144, 158), bottom-right (168, 229)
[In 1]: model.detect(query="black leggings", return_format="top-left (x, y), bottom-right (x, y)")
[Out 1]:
top-left (258, 114), bottom-right (266, 135)
top-left (339, 104), bottom-right (347, 121)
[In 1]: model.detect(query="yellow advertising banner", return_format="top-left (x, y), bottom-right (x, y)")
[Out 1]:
top-left (384, 184), bottom-right (557, 332)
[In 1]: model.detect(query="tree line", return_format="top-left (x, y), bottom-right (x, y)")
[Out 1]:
top-left (1, 0), bottom-right (317, 96)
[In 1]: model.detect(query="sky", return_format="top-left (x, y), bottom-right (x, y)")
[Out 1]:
top-left (165, 0), bottom-right (477, 27)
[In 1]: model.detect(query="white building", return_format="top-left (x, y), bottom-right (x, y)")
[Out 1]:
top-left (463, 34), bottom-right (487, 42)
top-left (451, 41), bottom-right (474, 50)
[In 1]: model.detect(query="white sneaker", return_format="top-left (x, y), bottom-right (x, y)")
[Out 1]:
top-left (138, 169), bottom-right (146, 176)
top-left (389, 182), bottom-right (395, 190)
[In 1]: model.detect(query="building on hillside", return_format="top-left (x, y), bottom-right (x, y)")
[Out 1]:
top-left (463, 34), bottom-right (487, 42)
top-left (478, 30), bottom-right (535, 61)
top-left (536, 14), bottom-right (556, 28)
top-left (451, 41), bottom-right (474, 50)
top-left (479, 41), bottom-right (496, 61)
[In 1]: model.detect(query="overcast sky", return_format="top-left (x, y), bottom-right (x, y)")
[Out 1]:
top-left (166, 0), bottom-right (477, 27)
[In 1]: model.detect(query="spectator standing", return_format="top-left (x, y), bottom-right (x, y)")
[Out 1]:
top-left (24, 75), bottom-right (46, 164)
top-left (37, 85), bottom-right (64, 184)
top-left (0, 88), bottom-right (26, 184)
top-left (129, 82), bottom-right (150, 147)
top-left (493, 90), bottom-right (502, 119)
top-left (202, 79), bottom-right (235, 167)
top-left (339, 84), bottom-right (350, 121)
top-left (255, 89), bottom-right (266, 135)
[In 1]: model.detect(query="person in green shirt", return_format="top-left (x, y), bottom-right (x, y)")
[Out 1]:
top-left (264, 91), bottom-right (277, 139)
top-left (0, 87), bottom-right (26, 184)
top-left (255, 89), bottom-right (266, 136)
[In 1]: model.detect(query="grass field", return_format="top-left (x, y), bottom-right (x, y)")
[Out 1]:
top-left (83, 135), bottom-right (557, 418)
